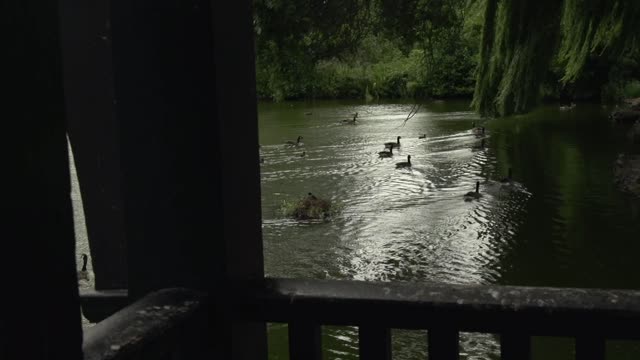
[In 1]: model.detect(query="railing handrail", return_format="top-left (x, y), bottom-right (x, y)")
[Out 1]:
top-left (82, 288), bottom-right (205, 360)
top-left (233, 278), bottom-right (640, 339)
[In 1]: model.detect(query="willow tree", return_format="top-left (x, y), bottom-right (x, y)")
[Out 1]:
top-left (473, 0), bottom-right (640, 117)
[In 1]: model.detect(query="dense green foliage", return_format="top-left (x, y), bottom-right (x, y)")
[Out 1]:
top-left (474, 0), bottom-right (640, 116)
top-left (254, 0), bottom-right (478, 101)
top-left (254, 0), bottom-right (640, 116)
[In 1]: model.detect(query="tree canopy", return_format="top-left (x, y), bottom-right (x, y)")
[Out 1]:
top-left (253, 0), bottom-right (640, 116)
top-left (473, 0), bottom-right (640, 116)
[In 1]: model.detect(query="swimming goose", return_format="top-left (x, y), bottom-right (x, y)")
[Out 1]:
top-left (385, 136), bottom-right (401, 149)
top-left (464, 181), bottom-right (482, 200)
top-left (342, 112), bottom-right (358, 124)
top-left (396, 155), bottom-right (411, 168)
top-left (471, 121), bottom-right (485, 132)
top-left (559, 103), bottom-right (576, 111)
top-left (419, 134), bottom-right (426, 139)
top-left (472, 127), bottom-right (486, 138)
top-left (379, 147), bottom-right (393, 158)
top-left (285, 136), bottom-right (304, 147)
top-left (78, 254), bottom-right (90, 281)
top-left (300, 151), bottom-right (306, 157)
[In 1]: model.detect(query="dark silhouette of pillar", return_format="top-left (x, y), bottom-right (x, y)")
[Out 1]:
top-left (109, 0), bottom-right (266, 358)
top-left (2, 1), bottom-right (83, 358)
top-left (59, 0), bottom-right (128, 291)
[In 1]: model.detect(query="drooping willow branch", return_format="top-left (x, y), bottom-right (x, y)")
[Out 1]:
top-left (472, 0), bottom-right (640, 117)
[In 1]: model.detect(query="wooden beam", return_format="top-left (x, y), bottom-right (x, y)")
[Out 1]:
top-left (109, 0), bottom-right (266, 358)
top-left (211, 1), bottom-right (268, 358)
top-left (288, 322), bottom-right (322, 360)
top-left (80, 289), bottom-right (129, 323)
top-left (359, 326), bottom-right (392, 360)
top-left (83, 288), bottom-right (206, 360)
top-left (234, 278), bottom-right (640, 339)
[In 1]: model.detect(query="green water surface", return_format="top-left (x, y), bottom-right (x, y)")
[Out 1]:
top-left (257, 100), bottom-right (640, 360)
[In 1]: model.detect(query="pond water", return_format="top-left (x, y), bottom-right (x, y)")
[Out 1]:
top-left (257, 100), bottom-right (640, 359)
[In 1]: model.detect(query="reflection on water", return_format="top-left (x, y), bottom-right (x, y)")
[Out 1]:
top-left (259, 100), bottom-right (640, 359)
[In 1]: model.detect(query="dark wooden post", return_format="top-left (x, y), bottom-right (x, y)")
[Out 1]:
top-left (211, 1), bottom-right (268, 359)
top-left (109, 0), bottom-right (266, 358)
top-left (59, 0), bottom-right (128, 291)
top-left (1, 1), bottom-right (83, 358)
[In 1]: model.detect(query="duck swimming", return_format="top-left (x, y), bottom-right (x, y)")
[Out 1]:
top-left (78, 254), bottom-right (90, 281)
top-left (385, 136), bottom-right (401, 149)
top-left (342, 112), bottom-right (358, 124)
top-left (473, 126), bottom-right (486, 136)
top-left (396, 155), bottom-right (411, 168)
top-left (379, 147), bottom-right (393, 158)
top-left (471, 122), bottom-right (485, 133)
top-left (419, 134), bottom-right (426, 139)
top-left (464, 181), bottom-right (482, 201)
top-left (285, 136), bottom-right (304, 147)
top-left (559, 103), bottom-right (576, 111)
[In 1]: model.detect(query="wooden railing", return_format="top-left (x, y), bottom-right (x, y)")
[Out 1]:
top-left (232, 278), bottom-right (640, 360)
top-left (82, 288), bottom-right (205, 360)
top-left (82, 278), bottom-right (640, 359)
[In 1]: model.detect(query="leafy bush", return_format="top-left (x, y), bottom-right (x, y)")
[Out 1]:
top-left (624, 80), bottom-right (640, 98)
top-left (256, 33), bottom-right (477, 100)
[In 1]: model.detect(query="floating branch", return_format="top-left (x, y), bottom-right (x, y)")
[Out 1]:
top-left (400, 104), bottom-right (421, 127)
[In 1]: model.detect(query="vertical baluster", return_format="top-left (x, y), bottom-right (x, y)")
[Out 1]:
top-left (575, 336), bottom-right (605, 360)
top-left (428, 328), bottom-right (459, 360)
top-left (501, 333), bottom-right (531, 360)
top-left (359, 326), bottom-right (392, 360)
top-left (289, 322), bottom-right (322, 360)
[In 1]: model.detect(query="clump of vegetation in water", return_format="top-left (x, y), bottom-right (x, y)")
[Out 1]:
top-left (281, 193), bottom-right (337, 220)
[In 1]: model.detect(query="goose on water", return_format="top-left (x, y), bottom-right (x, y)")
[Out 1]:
top-left (342, 112), bottom-right (358, 124)
top-left (473, 126), bottom-right (486, 136)
top-left (385, 136), bottom-right (401, 149)
top-left (559, 103), bottom-right (576, 111)
top-left (379, 147), bottom-right (393, 158)
top-left (464, 181), bottom-right (482, 201)
top-left (396, 155), bottom-right (411, 168)
top-left (285, 136), bottom-right (304, 147)
top-left (419, 134), bottom-right (426, 139)
top-left (471, 122), bottom-right (485, 133)
top-left (78, 254), bottom-right (90, 282)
